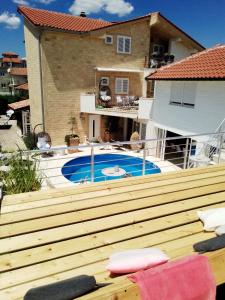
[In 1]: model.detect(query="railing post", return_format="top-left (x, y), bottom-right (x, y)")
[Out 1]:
top-left (183, 138), bottom-right (189, 169)
top-left (90, 145), bottom-right (94, 183)
top-left (0, 185), bottom-right (3, 214)
top-left (217, 133), bottom-right (224, 164)
top-left (142, 143), bottom-right (146, 176)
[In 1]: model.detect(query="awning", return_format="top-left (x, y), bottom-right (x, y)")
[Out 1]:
top-left (95, 67), bottom-right (143, 73)
top-left (8, 99), bottom-right (30, 110)
top-left (153, 121), bottom-right (213, 142)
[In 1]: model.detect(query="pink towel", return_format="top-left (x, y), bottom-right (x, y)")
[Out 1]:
top-left (128, 254), bottom-right (216, 300)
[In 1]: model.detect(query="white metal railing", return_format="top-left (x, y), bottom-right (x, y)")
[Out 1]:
top-left (196, 118), bottom-right (225, 159)
top-left (1, 132), bottom-right (225, 194)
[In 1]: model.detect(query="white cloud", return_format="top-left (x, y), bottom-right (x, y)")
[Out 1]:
top-left (13, 0), bottom-right (30, 5)
top-left (35, 0), bottom-right (56, 4)
top-left (0, 12), bottom-right (21, 29)
top-left (69, 0), bottom-right (134, 17)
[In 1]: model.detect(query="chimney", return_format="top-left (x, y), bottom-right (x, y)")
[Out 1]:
top-left (80, 12), bottom-right (86, 17)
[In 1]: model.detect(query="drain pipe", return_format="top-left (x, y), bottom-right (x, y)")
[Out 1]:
top-left (38, 29), bottom-right (46, 132)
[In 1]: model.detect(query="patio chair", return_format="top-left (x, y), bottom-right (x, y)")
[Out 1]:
top-left (116, 96), bottom-right (123, 107)
top-left (37, 132), bottom-right (53, 157)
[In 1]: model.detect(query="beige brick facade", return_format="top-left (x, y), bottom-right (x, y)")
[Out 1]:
top-left (24, 15), bottom-right (203, 145)
top-left (25, 19), bottom-right (150, 145)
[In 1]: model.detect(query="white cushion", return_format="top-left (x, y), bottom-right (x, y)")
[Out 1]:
top-left (197, 207), bottom-right (225, 231)
top-left (106, 248), bottom-right (169, 274)
top-left (215, 225), bottom-right (225, 236)
top-left (100, 91), bottom-right (107, 96)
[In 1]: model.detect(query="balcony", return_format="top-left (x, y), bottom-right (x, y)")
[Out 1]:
top-left (149, 52), bottom-right (175, 69)
top-left (80, 94), bottom-right (153, 120)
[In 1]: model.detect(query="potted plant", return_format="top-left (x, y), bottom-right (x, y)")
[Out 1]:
top-left (65, 115), bottom-right (80, 154)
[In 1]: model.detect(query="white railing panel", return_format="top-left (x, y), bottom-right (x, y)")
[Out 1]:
top-left (80, 94), bottom-right (96, 113)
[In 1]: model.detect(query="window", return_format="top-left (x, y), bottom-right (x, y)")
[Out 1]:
top-left (100, 77), bottom-right (109, 86)
top-left (0, 72), bottom-right (5, 76)
top-left (115, 78), bottom-right (129, 94)
top-left (117, 36), bottom-right (131, 54)
top-left (1, 83), bottom-right (6, 88)
top-left (170, 81), bottom-right (196, 108)
top-left (105, 35), bottom-right (113, 44)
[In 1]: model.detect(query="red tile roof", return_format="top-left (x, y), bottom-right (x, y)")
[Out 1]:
top-left (8, 99), bottom-right (30, 110)
top-left (148, 45), bottom-right (225, 80)
top-left (2, 52), bottom-right (18, 56)
top-left (9, 68), bottom-right (27, 76)
top-left (2, 57), bottom-right (21, 64)
top-left (15, 82), bottom-right (28, 90)
top-left (18, 6), bottom-right (112, 32)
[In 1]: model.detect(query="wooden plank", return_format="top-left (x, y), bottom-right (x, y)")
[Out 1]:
top-left (2, 182), bottom-right (225, 238)
top-left (0, 231), bottom-right (220, 300)
top-left (2, 172), bottom-right (225, 225)
top-left (3, 164), bottom-right (225, 207)
top-left (1, 165), bottom-right (225, 300)
top-left (1, 192), bottom-right (225, 254)
top-left (0, 222), bottom-right (209, 289)
top-left (3, 168), bottom-right (225, 214)
top-left (1, 202), bottom-right (224, 272)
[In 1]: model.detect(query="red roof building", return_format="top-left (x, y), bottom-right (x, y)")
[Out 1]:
top-left (9, 68), bottom-right (27, 76)
top-left (15, 82), bottom-right (28, 90)
top-left (147, 45), bottom-right (225, 80)
top-left (8, 99), bottom-right (30, 110)
top-left (18, 6), bottom-right (112, 32)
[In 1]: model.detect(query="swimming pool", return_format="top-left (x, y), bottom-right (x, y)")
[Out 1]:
top-left (62, 153), bottom-right (161, 184)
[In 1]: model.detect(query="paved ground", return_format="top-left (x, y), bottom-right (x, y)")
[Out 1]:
top-left (0, 117), bottom-right (26, 152)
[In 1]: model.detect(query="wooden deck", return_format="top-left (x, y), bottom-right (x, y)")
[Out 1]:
top-left (1, 164), bottom-right (225, 299)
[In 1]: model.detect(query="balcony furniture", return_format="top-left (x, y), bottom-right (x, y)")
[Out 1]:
top-left (150, 53), bottom-right (175, 68)
top-left (116, 96), bottom-right (123, 107)
top-left (99, 86), bottom-right (112, 108)
top-left (37, 132), bottom-right (52, 157)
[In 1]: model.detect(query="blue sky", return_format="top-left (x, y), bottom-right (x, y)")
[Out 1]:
top-left (0, 0), bottom-right (225, 57)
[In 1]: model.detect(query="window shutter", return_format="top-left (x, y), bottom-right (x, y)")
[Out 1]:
top-left (123, 79), bottom-right (129, 93)
top-left (115, 78), bottom-right (129, 94)
top-left (125, 38), bottom-right (131, 53)
top-left (183, 82), bottom-right (196, 107)
top-left (118, 37), bottom-right (124, 53)
top-left (116, 78), bottom-right (122, 93)
top-left (170, 81), bottom-right (183, 104)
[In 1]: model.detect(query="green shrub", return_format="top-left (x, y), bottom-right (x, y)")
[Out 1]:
top-left (23, 132), bottom-right (37, 150)
top-left (0, 95), bottom-right (21, 104)
top-left (0, 151), bottom-right (42, 195)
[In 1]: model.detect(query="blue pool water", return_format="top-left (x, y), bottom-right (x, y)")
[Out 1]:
top-left (62, 153), bottom-right (161, 184)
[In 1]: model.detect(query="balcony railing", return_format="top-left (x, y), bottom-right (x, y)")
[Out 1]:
top-left (80, 94), bottom-right (153, 119)
top-left (0, 132), bottom-right (224, 195)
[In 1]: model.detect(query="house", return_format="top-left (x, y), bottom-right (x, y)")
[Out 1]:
top-left (0, 52), bottom-right (26, 96)
top-left (147, 45), bottom-right (225, 160)
top-left (8, 67), bottom-right (28, 96)
top-left (18, 6), bottom-right (204, 145)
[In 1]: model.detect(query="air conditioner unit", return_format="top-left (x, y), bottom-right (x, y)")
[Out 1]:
top-left (105, 35), bottom-right (113, 45)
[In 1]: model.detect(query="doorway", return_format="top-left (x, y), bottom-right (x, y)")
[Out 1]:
top-left (89, 115), bottom-right (100, 141)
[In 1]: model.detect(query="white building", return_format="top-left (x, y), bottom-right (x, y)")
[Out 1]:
top-left (147, 45), bottom-right (225, 160)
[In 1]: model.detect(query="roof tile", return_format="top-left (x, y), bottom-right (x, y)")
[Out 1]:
top-left (9, 68), bottom-right (27, 76)
top-left (148, 45), bottom-right (225, 80)
top-left (9, 99), bottom-right (30, 110)
top-left (18, 6), bottom-right (112, 32)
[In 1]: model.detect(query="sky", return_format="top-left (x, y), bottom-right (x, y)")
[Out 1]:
top-left (0, 0), bottom-right (225, 57)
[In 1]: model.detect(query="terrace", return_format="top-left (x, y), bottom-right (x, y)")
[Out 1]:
top-left (1, 164), bottom-right (225, 299)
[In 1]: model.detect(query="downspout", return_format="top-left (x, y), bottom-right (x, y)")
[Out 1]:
top-left (38, 29), bottom-right (45, 131)
top-left (148, 18), bottom-right (152, 68)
